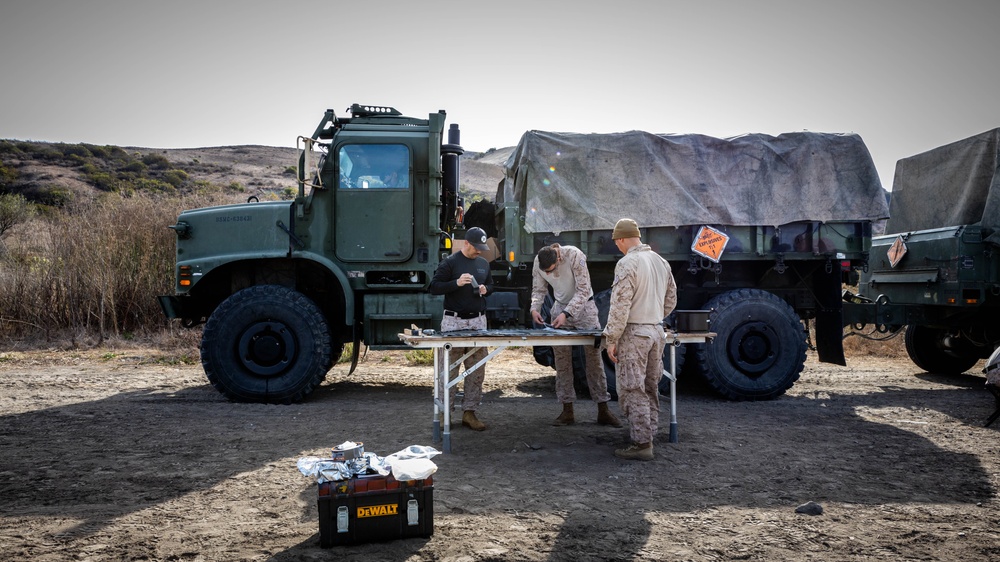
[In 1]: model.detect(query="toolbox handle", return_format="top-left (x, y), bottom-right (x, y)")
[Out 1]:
top-left (337, 506), bottom-right (349, 533)
top-left (407, 499), bottom-right (419, 526)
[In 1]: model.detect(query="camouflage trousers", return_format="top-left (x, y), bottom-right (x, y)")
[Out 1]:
top-left (436, 313), bottom-right (488, 412)
top-left (615, 323), bottom-right (665, 444)
top-left (552, 300), bottom-right (611, 404)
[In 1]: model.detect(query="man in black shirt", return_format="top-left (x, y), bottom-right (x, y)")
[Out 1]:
top-left (430, 227), bottom-right (494, 431)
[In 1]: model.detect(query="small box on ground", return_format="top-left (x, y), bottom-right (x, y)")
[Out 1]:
top-left (318, 473), bottom-right (434, 547)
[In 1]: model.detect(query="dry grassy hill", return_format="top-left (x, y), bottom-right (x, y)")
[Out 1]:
top-left (0, 140), bottom-right (511, 206)
top-left (126, 145), bottom-right (302, 195)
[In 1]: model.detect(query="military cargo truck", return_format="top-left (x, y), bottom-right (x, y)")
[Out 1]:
top-left (486, 130), bottom-right (887, 401)
top-left (842, 129), bottom-right (1000, 373)
top-left (159, 104), bottom-right (889, 403)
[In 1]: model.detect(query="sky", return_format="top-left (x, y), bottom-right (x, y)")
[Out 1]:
top-left (2, 0), bottom-right (999, 190)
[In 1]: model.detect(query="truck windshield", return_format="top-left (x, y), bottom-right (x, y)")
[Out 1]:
top-left (338, 144), bottom-right (410, 189)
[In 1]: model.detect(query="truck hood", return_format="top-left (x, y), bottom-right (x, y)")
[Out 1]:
top-left (174, 200), bottom-right (294, 262)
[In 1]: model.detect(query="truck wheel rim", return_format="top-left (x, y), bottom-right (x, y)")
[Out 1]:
top-left (238, 321), bottom-right (295, 376)
top-left (728, 321), bottom-right (778, 376)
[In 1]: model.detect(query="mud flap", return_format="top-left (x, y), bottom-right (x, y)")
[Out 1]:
top-left (349, 326), bottom-right (362, 375)
top-left (815, 310), bottom-right (846, 365)
top-left (815, 266), bottom-right (846, 366)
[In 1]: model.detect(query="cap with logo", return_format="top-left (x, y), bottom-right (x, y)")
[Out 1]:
top-left (464, 227), bottom-right (490, 251)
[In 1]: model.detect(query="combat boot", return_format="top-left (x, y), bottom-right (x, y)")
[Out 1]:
top-left (614, 442), bottom-right (653, 461)
top-left (597, 401), bottom-right (622, 427)
top-left (462, 410), bottom-right (486, 431)
top-left (553, 402), bottom-right (575, 426)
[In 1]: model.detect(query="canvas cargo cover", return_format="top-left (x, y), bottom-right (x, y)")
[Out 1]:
top-left (885, 128), bottom-right (1000, 245)
top-left (499, 130), bottom-right (888, 234)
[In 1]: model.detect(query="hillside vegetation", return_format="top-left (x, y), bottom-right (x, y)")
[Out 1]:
top-left (0, 139), bottom-right (506, 345)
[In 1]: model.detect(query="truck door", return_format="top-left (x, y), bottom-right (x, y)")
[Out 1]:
top-left (334, 143), bottom-right (413, 262)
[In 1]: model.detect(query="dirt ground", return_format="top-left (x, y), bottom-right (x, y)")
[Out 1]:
top-left (1, 341), bottom-right (999, 562)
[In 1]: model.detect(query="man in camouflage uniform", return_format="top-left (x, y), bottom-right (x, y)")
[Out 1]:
top-left (530, 244), bottom-right (622, 427)
top-left (602, 218), bottom-right (677, 460)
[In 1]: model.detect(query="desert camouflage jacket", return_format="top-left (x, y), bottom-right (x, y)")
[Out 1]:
top-left (529, 245), bottom-right (594, 318)
top-left (602, 244), bottom-right (677, 348)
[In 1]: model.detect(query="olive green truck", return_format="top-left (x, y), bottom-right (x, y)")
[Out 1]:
top-left (842, 128), bottom-right (1000, 373)
top-left (159, 104), bottom-right (889, 403)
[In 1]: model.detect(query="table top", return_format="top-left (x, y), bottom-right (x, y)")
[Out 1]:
top-left (398, 328), bottom-right (603, 348)
top-left (398, 328), bottom-right (715, 348)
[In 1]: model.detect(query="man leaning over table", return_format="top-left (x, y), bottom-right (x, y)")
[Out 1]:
top-left (530, 243), bottom-right (622, 428)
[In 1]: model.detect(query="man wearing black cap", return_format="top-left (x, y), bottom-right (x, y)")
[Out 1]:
top-left (429, 227), bottom-right (494, 431)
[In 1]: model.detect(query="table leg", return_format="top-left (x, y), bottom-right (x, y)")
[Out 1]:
top-left (442, 346), bottom-right (452, 453)
top-left (432, 348), bottom-right (441, 444)
top-left (669, 343), bottom-right (678, 443)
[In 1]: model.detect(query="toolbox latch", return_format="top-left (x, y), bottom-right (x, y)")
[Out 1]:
top-left (407, 499), bottom-right (419, 526)
top-left (336, 506), bottom-right (349, 533)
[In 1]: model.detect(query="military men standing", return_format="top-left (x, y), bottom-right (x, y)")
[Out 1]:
top-left (602, 218), bottom-right (677, 460)
top-left (530, 243), bottom-right (622, 428)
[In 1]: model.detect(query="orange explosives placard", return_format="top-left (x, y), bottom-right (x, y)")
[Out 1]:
top-left (887, 235), bottom-right (907, 268)
top-left (691, 226), bottom-right (730, 263)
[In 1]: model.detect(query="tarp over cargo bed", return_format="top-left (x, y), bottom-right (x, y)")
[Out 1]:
top-left (499, 130), bottom-right (888, 234)
top-left (886, 128), bottom-right (1000, 245)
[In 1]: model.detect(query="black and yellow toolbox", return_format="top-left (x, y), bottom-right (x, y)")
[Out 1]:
top-left (317, 473), bottom-right (434, 547)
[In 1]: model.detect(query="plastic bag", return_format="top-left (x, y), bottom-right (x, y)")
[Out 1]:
top-left (384, 445), bottom-right (441, 480)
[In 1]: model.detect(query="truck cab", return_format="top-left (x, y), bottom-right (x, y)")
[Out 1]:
top-left (159, 104), bottom-right (463, 403)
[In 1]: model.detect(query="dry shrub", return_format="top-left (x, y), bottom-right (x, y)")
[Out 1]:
top-left (842, 326), bottom-right (907, 359)
top-left (0, 192), bottom-right (233, 343)
top-left (405, 349), bottom-right (434, 366)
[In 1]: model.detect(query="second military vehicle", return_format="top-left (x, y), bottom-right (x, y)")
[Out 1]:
top-left (843, 128), bottom-right (1000, 373)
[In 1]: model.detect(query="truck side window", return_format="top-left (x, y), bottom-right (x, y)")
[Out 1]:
top-left (338, 144), bottom-right (409, 189)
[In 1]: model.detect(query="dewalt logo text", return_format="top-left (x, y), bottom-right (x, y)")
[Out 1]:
top-left (357, 504), bottom-right (398, 518)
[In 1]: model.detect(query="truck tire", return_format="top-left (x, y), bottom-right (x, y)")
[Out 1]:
top-left (904, 325), bottom-right (980, 375)
top-left (201, 285), bottom-right (332, 404)
top-left (594, 289), bottom-right (681, 400)
top-left (693, 288), bottom-right (806, 401)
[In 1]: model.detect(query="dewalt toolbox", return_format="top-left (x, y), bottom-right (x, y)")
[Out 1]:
top-left (317, 473), bottom-right (433, 547)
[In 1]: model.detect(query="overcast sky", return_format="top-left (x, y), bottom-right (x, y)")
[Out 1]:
top-left (2, 0), bottom-right (998, 190)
